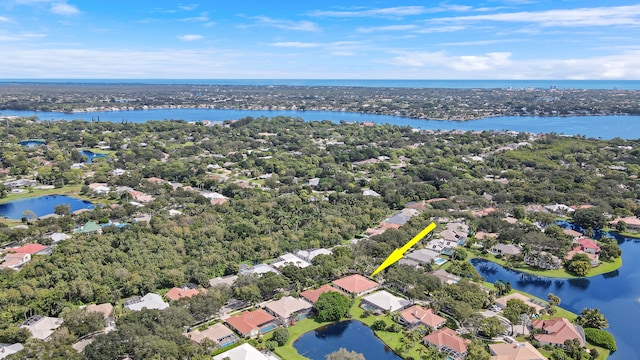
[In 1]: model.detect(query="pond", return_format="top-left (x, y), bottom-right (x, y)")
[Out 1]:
top-left (293, 320), bottom-right (402, 360)
top-left (80, 150), bottom-right (108, 164)
top-left (19, 139), bottom-right (46, 148)
top-left (471, 235), bottom-right (640, 360)
top-left (0, 195), bottom-right (94, 219)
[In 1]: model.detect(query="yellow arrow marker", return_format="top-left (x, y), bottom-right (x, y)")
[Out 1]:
top-left (370, 222), bottom-right (437, 277)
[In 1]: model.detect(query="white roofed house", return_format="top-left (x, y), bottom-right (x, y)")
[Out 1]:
top-left (270, 253), bottom-right (310, 269)
top-left (20, 316), bottom-right (63, 341)
top-left (123, 293), bottom-right (169, 311)
top-left (295, 248), bottom-right (332, 262)
top-left (264, 296), bottom-right (313, 325)
top-left (360, 290), bottom-right (411, 314)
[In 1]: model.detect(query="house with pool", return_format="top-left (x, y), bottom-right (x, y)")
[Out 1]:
top-left (264, 296), bottom-right (312, 325)
top-left (360, 290), bottom-right (411, 314)
top-left (225, 309), bottom-right (278, 338)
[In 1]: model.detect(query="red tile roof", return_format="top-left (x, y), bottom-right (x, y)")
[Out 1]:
top-left (225, 309), bottom-right (275, 336)
top-left (165, 287), bottom-right (202, 301)
top-left (400, 305), bottom-right (446, 328)
top-left (576, 238), bottom-right (600, 251)
top-left (332, 274), bottom-right (379, 295)
top-left (424, 327), bottom-right (469, 354)
top-left (532, 318), bottom-right (584, 347)
top-left (301, 284), bottom-right (344, 304)
top-left (9, 243), bottom-right (48, 255)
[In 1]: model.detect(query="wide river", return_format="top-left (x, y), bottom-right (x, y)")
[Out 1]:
top-left (3, 109), bottom-right (640, 139)
top-left (472, 235), bottom-right (640, 360)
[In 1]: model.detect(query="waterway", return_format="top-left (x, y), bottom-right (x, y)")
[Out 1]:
top-left (293, 320), bottom-right (402, 360)
top-left (0, 195), bottom-right (94, 219)
top-left (471, 235), bottom-right (640, 360)
top-left (3, 109), bottom-right (640, 139)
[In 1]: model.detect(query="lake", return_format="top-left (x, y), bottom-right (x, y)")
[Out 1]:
top-left (471, 236), bottom-right (640, 360)
top-left (0, 195), bottom-right (94, 219)
top-left (3, 109), bottom-right (640, 139)
top-left (293, 320), bottom-right (402, 360)
top-left (81, 150), bottom-right (108, 164)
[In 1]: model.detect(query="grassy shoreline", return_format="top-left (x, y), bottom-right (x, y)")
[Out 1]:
top-left (470, 252), bottom-right (622, 279)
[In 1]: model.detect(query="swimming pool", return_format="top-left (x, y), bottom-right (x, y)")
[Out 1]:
top-left (433, 257), bottom-right (447, 266)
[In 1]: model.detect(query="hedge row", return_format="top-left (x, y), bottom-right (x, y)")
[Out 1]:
top-left (584, 328), bottom-right (616, 351)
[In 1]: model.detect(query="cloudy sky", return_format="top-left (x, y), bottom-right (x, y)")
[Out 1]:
top-left (1, 0), bottom-right (640, 79)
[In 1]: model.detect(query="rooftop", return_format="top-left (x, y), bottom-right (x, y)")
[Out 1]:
top-left (300, 284), bottom-right (344, 304)
top-left (332, 274), bottom-right (379, 294)
top-left (225, 309), bottom-right (275, 336)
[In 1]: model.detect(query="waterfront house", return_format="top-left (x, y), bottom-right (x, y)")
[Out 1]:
top-left (360, 290), bottom-right (411, 314)
top-left (301, 284), bottom-right (345, 304)
top-left (75, 221), bottom-right (102, 235)
top-left (495, 293), bottom-right (545, 314)
top-left (524, 251), bottom-right (562, 270)
top-left (332, 274), bottom-right (380, 297)
top-left (610, 216), bottom-right (640, 230)
top-left (488, 342), bottom-right (547, 360)
top-left (423, 327), bottom-right (469, 359)
top-left (399, 305), bottom-right (446, 330)
top-left (225, 309), bottom-right (278, 338)
top-left (212, 343), bottom-right (272, 360)
top-left (532, 318), bottom-right (585, 348)
top-left (185, 323), bottom-right (238, 348)
top-left (490, 244), bottom-right (522, 257)
top-left (264, 296), bottom-right (313, 325)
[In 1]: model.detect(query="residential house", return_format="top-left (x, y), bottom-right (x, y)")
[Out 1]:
top-left (74, 221), bottom-right (102, 235)
top-left (423, 327), bottom-right (470, 360)
top-left (300, 284), bottom-right (345, 304)
top-left (112, 168), bottom-right (127, 176)
top-left (165, 286), bottom-right (204, 301)
top-left (426, 238), bottom-right (459, 255)
top-left (405, 248), bottom-right (440, 265)
top-left (385, 208), bottom-right (420, 226)
top-left (361, 290), bottom-right (411, 314)
top-left (524, 251), bottom-right (562, 270)
top-left (566, 238), bottom-right (601, 267)
top-left (430, 269), bottom-right (461, 285)
top-left (271, 253), bottom-right (311, 269)
top-left (610, 216), bottom-right (640, 230)
top-left (399, 305), bottom-right (446, 330)
top-left (532, 318), bottom-right (585, 348)
top-left (295, 248), bottom-right (332, 262)
top-left (20, 316), bottom-right (63, 341)
top-left (264, 296), bottom-right (313, 325)
top-left (332, 274), bottom-right (380, 297)
top-left (575, 238), bottom-right (600, 255)
top-left (0, 253), bottom-right (31, 270)
top-left (89, 182), bottom-right (110, 195)
top-left (145, 177), bottom-right (165, 184)
top-left (544, 204), bottom-right (574, 215)
top-left (490, 244), bottom-right (522, 257)
top-left (495, 293), bottom-right (545, 314)
top-left (128, 190), bottom-right (155, 203)
top-left (212, 343), bottom-right (273, 360)
top-left (124, 293), bottom-right (169, 311)
top-left (50, 232), bottom-right (68, 243)
top-left (185, 323), bottom-right (238, 348)
top-left (7, 243), bottom-right (52, 256)
top-left (86, 303), bottom-right (115, 331)
top-left (239, 263), bottom-right (279, 277)
top-left (225, 309), bottom-right (278, 338)
top-left (562, 228), bottom-right (583, 238)
top-left (209, 275), bottom-right (238, 288)
top-left (0, 343), bottom-right (24, 359)
top-left (488, 342), bottom-right (547, 360)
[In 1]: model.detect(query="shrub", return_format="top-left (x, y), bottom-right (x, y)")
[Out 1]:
top-left (584, 328), bottom-right (616, 351)
top-left (371, 320), bottom-right (386, 331)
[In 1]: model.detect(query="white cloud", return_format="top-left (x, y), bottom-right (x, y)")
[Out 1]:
top-left (431, 4), bottom-right (640, 27)
top-left (180, 12), bottom-right (209, 22)
top-left (357, 25), bottom-right (420, 33)
top-left (308, 6), bottom-right (428, 18)
top-left (439, 39), bottom-right (519, 46)
top-left (0, 16), bottom-right (11, 22)
top-left (50, 2), bottom-right (80, 16)
top-left (271, 42), bottom-right (322, 48)
top-left (0, 32), bottom-right (46, 41)
top-left (178, 4), bottom-right (198, 11)
top-left (177, 34), bottom-right (203, 41)
top-left (250, 16), bottom-right (320, 32)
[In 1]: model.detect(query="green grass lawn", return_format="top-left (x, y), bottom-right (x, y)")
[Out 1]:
top-left (275, 298), bottom-right (431, 360)
top-left (0, 184), bottom-right (83, 205)
top-left (470, 252), bottom-right (622, 279)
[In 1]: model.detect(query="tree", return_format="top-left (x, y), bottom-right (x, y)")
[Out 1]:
top-left (573, 207), bottom-right (606, 230)
top-left (598, 238), bottom-right (622, 261)
top-left (548, 293), bottom-right (561, 307)
top-left (271, 327), bottom-right (289, 346)
top-left (577, 308), bottom-right (609, 329)
top-left (452, 247), bottom-right (467, 261)
top-left (60, 308), bottom-right (105, 338)
top-left (466, 339), bottom-right (491, 360)
top-left (478, 316), bottom-right (505, 338)
top-left (314, 292), bottom-right (351, 322)
top-left (54, 203), bottom-right (71, 216)
top-left (326, 348), bottom-right (366, 360)
top-left (616, 220), bottom-right (627, 232)
top-left (371, 319), bottom-right (386, 331)
top-left (569, 260), bottom-right (591, 277)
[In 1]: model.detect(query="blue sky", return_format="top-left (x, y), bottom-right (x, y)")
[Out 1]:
top-left (1, 0), bottom-right (639, 79)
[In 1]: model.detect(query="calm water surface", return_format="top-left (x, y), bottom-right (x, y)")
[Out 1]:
top-left (3, 109), bottom-right (640, 139)
top-left (294, 320), bottom-right (402, 360)
top-left (0, 195), bottom-right (94, 219)
top-left (472, 236), bottom-right (640, 360)
top-left (80, 150), bottom-right (108, 164)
